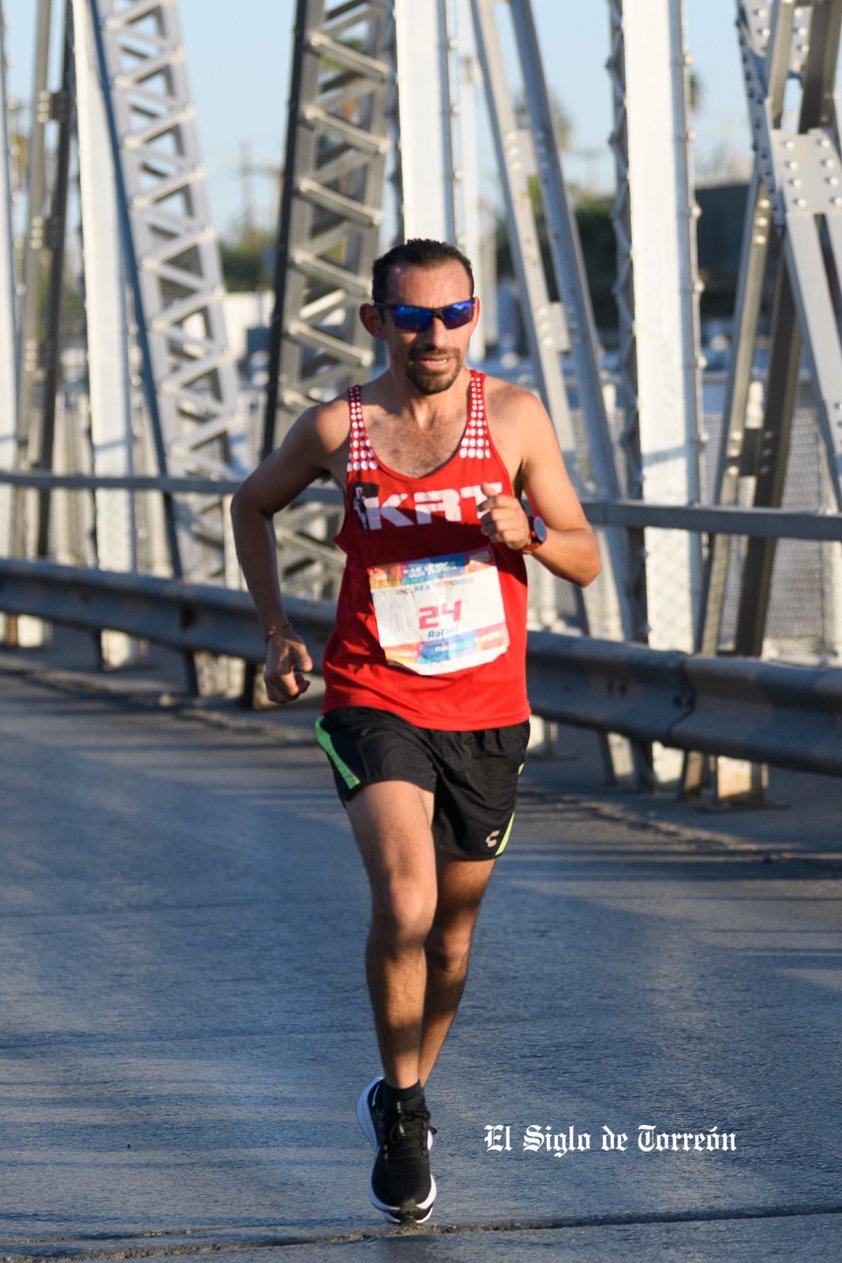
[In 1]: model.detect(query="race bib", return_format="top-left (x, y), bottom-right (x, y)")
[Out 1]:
top-left (368, 546), bottom-right (510, 675)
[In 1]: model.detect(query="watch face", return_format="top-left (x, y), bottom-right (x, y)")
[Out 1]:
top-left (523, 515), bottom-right (547, 553)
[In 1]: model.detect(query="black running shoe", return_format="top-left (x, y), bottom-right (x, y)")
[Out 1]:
top-left (356, 1076), bottom-right (437, 1224)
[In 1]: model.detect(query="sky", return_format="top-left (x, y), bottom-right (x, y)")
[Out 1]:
top-left (2, 0), bottom-right (755, 239)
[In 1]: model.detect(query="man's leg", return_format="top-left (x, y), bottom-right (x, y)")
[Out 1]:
top-left (419, 853), bottom-right (496, 1085)
top-left (347, 779), bottom-right (439, 1223)
top-left (346, 779), bottom-right (438, 1089)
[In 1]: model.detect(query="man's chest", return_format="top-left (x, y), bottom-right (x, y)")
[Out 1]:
top-left (365, 418), bottom-right (467, 477)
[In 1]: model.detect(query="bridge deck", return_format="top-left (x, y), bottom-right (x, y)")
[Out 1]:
top-left (1, 644), bottom-right (841, 1261)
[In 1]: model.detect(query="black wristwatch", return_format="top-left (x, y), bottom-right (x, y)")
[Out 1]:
top-left (521, 514), bottom-right (548, 554)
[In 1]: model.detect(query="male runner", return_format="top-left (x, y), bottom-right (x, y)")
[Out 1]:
top-left (231, 239), bottom-right (600, 1224)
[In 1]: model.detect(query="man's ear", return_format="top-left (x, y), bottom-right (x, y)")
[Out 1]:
top-left (359, 303), bottom-right (385, 338)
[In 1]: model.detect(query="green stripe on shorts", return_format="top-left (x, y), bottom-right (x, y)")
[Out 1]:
top-left (495, 759), bottom-right (525, 856)
top-left (315, 715), bottom-right (361, 792)
top-left (494, 811), bottom-right (516, 857)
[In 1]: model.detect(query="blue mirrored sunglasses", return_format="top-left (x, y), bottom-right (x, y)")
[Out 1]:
top-left (374, 298), bottom-right (476, 332)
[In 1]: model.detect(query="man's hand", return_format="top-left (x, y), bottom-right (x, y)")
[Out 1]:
top-left (263, 625), bottom-right (314, 705)
top-left (479, 482), bottom-right (530, 551)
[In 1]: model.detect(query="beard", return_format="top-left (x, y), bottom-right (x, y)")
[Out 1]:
top-left (406, 348), bottom-right (462, 395)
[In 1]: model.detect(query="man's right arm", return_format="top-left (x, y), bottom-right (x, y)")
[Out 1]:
top-left (230, 403), bottom-right (346, 704)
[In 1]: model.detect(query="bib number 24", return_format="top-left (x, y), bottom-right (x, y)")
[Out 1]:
top-left (418, 600), bottom-right (463, 631)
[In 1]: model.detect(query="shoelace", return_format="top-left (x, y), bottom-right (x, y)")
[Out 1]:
top-left (385, 1102), bottom-right (436, 1156)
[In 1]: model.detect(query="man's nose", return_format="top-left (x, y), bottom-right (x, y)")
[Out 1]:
top-left (425, 314), bottom-right (451, 340)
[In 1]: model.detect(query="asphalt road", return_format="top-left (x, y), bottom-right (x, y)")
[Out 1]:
top-left (2, 649), bottom-right (842, 1261)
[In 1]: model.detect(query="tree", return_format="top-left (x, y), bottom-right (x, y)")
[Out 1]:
top-left (220, 227), bottom-right (275, 292)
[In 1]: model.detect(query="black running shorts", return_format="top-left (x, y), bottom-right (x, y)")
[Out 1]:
top-left (315, 706), bottom-right (530, 861)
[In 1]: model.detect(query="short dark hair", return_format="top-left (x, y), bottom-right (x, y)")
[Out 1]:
top-left (371, 238), bottom-right (475, 303)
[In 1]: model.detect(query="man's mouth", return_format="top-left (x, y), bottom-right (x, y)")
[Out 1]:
top-left (412, 353), bottom-right (451, 366)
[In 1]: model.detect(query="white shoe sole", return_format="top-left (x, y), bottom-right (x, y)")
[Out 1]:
top-left (356, 1075), bottom-right (382, 1151)
top-left (368, 1173), bottom-right (437, 1225)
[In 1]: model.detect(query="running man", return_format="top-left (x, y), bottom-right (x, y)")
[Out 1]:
top-left (231, 238), bottom-right (600, 1224)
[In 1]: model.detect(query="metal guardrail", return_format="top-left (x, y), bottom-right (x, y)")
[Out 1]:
top-left (1, 557), bottom-right (841, 777)
top-left (3, 470), bottom-right (841, 541)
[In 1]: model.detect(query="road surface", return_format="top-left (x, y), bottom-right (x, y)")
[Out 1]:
top-left (1, 649), bottom-right (841, 1260)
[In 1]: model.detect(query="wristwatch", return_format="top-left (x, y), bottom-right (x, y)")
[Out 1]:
top-left (521, 514), bottom-right (548, 554)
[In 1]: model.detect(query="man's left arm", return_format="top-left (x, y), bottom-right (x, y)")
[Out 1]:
top-left (479, 390), bottom-right (601, 587)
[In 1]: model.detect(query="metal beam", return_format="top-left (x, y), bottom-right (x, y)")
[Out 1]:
top-left (73, 0), bottom-right (139, 664)
top-left (731, 1), bottom-right (842, 659)
top-left (607, 0), bottom-right (704, 662)
top-left (393, 0), bottom-right (457, 243)
top-left (263, 0), bottom-right (389, 460)
top-left (0, 0), bottom-right (18, 561)
top-left (4, 470), bottom-right (842, 543)
top-left (73, 0), bottom-right (135, 573)
top-left (12, 0), bottom-right (53, 567)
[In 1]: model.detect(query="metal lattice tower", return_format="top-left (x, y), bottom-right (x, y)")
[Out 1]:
top-left (263, 0), bottom-right (391, 459)
top-left (89, 0), bottom-right (248, 586)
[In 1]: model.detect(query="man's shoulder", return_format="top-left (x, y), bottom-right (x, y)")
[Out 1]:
top-left (298, 392), bottom-right (352, 449)
top-left (480, 372), bottom-right (547, 422)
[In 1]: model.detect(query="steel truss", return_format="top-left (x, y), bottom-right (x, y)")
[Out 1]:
top-left (685, 0), bottom-right (842, 792)
top-left (9, 0), bottom-right (244, 596)
top-left (258, 0), bottom-right (391, 608)
top-left (6, 0), bottom-right (838, 790)
top-left (264, 0), bottom-right (390, 458)
top-left (0, 0), bottom-right (17, 563)
top-left (89, 0), bottom-right (247, 588)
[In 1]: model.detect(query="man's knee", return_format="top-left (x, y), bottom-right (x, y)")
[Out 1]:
top-left (369, 877), bottom-right (437, 948)
top-left (425, 921), bottom-right (476, 978)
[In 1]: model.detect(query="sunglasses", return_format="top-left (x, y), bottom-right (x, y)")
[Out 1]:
top-left (374, 298), bottom-right (477, 332)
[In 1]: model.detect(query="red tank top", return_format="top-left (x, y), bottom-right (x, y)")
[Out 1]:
top-left (321, 369), bottom-right (530, 730)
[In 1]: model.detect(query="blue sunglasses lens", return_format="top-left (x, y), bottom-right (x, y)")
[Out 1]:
top-left (386, 300), bottom-right (475, 331)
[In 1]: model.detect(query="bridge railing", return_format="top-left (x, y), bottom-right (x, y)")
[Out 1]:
top-left (1, 496), bottom-right (841, 778)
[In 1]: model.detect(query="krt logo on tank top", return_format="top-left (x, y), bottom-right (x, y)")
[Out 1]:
top-left (350, 481), bottom-right (503, 530)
